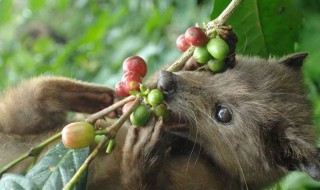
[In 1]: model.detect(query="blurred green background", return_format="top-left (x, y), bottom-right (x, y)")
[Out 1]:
top-left (0, 0), bottom-right (320, 189)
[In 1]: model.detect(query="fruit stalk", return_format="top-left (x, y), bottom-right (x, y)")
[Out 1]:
top-left (63, 135), bottom-right (110, 190)
top-left (0, 132), bottom-right (62, 176)
top-left (168, 0), bottom-right (242, 73)
top-left (167, 46), bottom-right (196, 72)
top-left (1, 0), bottom-right (244, 185)
top-left (106, 97), bottom-right (141, 136)
top-left (85, 95), bottom-right (136, 124)
top-left (63, 97), bottom-right (141, 189)
top-left (206, 0), bottom-right (243, 35)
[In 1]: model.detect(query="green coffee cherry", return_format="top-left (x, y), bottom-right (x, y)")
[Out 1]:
top-left (207, 37), bottom-right (229, 60)
top-left (94, 135), bottom-right (105, 144)
top-left (147, 89), bottom-right (164, 107)
top-left (62, 122), bottom-right (95, 149)
top-left (208, 59), bottom-right (225, 73)
top-left (153, 104), bottom-right (170, 122)
top-left (193, 46), bottom-right (212, 64)
top-left (130, 104), bottom-right (151, 127)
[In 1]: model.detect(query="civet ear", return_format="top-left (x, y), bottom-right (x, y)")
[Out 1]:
top-left (279, 52), bottom-right (308, 69)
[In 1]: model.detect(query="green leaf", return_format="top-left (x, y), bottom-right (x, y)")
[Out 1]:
top-left (25, 141), bottom-right (89, 190)
top-left (56, 0), bottom-right (70, 10)
top-left (28, 0), bottom-right (46, 12)
top-left (211, 0), bottom-right (302, 58)
top-left (0, 0), bottom-right (13, 26)
top-left (299, 14), bottom-right (320, 81)
top-left (0, 173), bottom-right (39, 190)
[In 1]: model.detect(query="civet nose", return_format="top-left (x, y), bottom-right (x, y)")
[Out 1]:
top-left (157, 70), bottom-right (176, 95)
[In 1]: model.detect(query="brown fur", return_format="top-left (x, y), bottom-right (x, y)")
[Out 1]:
top-left (158, 53), bottom-right (318, 189)
top-left (0, 53), bottom-right (319, 190)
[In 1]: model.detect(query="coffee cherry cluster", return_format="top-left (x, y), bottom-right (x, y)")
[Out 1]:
top-left (61, 56), bottom-right (167, 150)
top-left (114, 55), bottom-right (169, 127)
top-left (176, 27), bottom-right (208, 52)
top-left (176, 26), bottom-right (230, 73)
top-left (122, 88), bottom-right (168, 127)
top-left (115, 56), bottom-right (147, 97)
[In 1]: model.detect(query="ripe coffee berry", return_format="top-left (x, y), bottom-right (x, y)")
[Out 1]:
top-left (123, 56), bottom-right (147, 78)
top-left (115, 81), bottom-right (128, 97)
top-left (185, 27), bottom-right (208, 47)
top-left (62, 122), bottom-right (95, 149)
top-left (176, 34), bottom-right (190, 52)
top-left (122, 72), bottom-right (142, 93)
top-left (122, 100), bottom-right (134, 114)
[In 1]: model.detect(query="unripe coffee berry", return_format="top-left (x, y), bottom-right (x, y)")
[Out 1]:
top-left (193, 46), bottom-right (212, 64)
top-left (130, 104), bottom-right (151, 127)
top-left (207, 37), bottom-right (229, 60)
top-left (208, 59), bottom-right (225, 73)
top-left (62, 122), bottom-right (95, 149)
top-left (147, 89), bottom-right (164, 107)
top-left (154, 104), bottom-right (169, 121)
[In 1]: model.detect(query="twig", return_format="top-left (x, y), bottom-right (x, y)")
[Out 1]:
top-left (166, 46), bottom-right (196, 72)
top-left (63, 97), bottom-right (141, 190)
top-left (0, 153), bottom-right (29, 177)
top-left (85, 95), bottom-right (135, 124)
top-left (166, 0), bottom-right (243, 73)
top-left (106, 97), bottom-right (141, 136)
top-left (0, 132), bottom-right (62, 176)
top-left (0, 96), bottom-right (136, 176)
top-left (206, 0), bottom-right (243, 35)
top-left (1, 0), bottom-right (244, 186)
top-left (63, 134), bottom-right (110, 190)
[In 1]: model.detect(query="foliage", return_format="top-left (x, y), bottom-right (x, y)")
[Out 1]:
top-left (0, 141), bottom-right (89, 190)
top-left (0, 0), bottom-right (212, 89)
top-left (0, 0), bottom-right (320, 189)
top-left (0, 173), bottom-right (39, 190)
top-left (211, 0), bottom-right (302, 57)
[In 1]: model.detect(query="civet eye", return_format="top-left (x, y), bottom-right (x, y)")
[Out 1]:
top-left (215, 105), bottom-right (232, 123)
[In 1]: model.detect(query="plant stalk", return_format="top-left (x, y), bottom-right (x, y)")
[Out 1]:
top-left (62, 97), bottom-right (140, 189)
top-left (0, 132), bottom-right (62, 176)
top-left (85, 95), bottom-right (135, 124)
top-left (207, 0), bottom-right (243, 34)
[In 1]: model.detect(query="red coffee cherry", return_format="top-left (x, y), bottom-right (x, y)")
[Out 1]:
top-left (123, 56), bottom-right (147, 78)
top-left (115, 81), bottom-right (129, 97)
top-left (185, 27), bottom-right (208, 47)
top-left (122, 100), bottom-right (134, 114)
top-left (122, 72), bottom-right (142, 93)
top-left (176, 34), bottom-right (191, 52)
